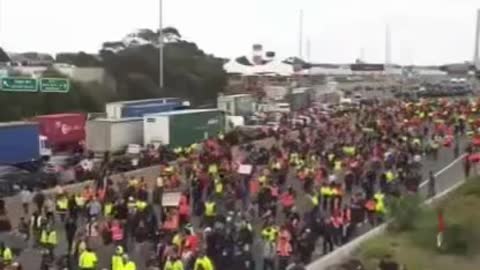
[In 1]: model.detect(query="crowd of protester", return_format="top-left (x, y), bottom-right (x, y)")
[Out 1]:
top-left (2, 97), bottom-right (478, 270)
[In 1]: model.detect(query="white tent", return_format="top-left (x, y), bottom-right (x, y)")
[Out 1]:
top-left (223, 60), bottom-right (254, 75)
top-left (253, 60), bottom-right (294, 76)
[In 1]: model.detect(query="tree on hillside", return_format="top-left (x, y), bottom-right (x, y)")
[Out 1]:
top-left (136, 29), bottom-right (159, 43)
top-left (161, 27), bottom-right (182, 42)
top-left (0, 47), bottom-right (11, 62)
top-left (0, 27), bottom-right (226, 120)
top-left (56, 52), bottom-right (102, 67)
top-left (100, 27), bottom-right (226, 105)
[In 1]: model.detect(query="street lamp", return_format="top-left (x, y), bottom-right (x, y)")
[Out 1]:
top-left (159, 0), bottom-right (164, 89)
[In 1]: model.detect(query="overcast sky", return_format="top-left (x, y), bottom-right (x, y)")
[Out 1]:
top-left (0, 0), bottom-right (479, 65)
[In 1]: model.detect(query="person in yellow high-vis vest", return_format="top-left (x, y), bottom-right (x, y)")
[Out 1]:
top-left (40, 227), bottom-right (57, 256)
top-left (111, 246), bottom-right (124, 270)
top-left (0, 242), bottom-right (13, 265)
top-left (172, 258), bottom-right (184, 270)
top-left (79, 248), bottom-right (98, 270)
top-left (122, 254), bottom-right (136, 270)
top-left (204, 199), bottom-right (216, 227)
top-left (104, 201), bottom-right (113, 218)
top-left (56, 195), bottom-right (68, 222)
top-left (194, 252), bottom-right (214, 270)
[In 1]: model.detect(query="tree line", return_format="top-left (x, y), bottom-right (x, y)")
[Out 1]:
top-left (0, 27), bottom-right (227, 121)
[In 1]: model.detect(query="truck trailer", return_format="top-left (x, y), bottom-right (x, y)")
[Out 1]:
top-left (33, 113), bottom-right (86, 152)
top-left (105, 97), bottom-right (188, 119)
top-left (144, 109), bottom-right (225, 147)
top-left (0, 122), bottom-right (51, 165)
top-left (86, 118), bottom-right (143, 153)
top-left (121, 102), bottom-right (188, 118)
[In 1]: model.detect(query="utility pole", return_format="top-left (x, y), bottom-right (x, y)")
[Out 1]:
top-left (474, 9), bottom-right (480, 70)
top-left (299, 10), bottom-right (303, 59)
top-left (385, 24), bottom-right (392, 66)
top-left (159, 0), bottom-right (164, 89)
top-left (306, 38), bottom-right (311, 63)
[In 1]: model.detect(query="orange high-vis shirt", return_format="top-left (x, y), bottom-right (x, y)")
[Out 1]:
top-left (276, 239), bottom-right (292, 257)
top-left (249, 180), bottom-right (260, 194)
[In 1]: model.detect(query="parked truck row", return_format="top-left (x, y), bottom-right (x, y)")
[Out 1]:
top-left (1, 89), bottom-right (325, 165)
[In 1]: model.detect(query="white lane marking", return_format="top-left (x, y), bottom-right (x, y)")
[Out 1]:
top-left (419, 153), bottom-right (467, 188)
top-left (423, 179), bottom-right (466, 205)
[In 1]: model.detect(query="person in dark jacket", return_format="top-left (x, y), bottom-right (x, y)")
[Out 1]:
top-left (233, 244), bottom-right (255, 270)
top-left (322, 217), bottom-right (335, 255)
top-left (64, 216), bottom-right (77, 253)
top-left (33, 191), bottom-right (45, 213)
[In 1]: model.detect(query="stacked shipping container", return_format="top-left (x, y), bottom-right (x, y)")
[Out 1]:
top-left (144, 109), bottom-right (225, 147)
top-left (105, 97), bottom-right (188, 119)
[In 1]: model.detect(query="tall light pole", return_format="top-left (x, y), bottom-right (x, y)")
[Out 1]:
top-left (159, 0), bottom-right (164, 89)
top-left (298, 10), bottom-right (304, 59)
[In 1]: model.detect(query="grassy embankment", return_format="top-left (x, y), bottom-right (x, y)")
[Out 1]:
top-left (357, 178), bottom-right (480, 270)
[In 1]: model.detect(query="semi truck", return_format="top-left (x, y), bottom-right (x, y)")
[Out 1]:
top-left (143, 109), bottom-right (225, 147)
top-left (0, 122), bottom-right (51, 165)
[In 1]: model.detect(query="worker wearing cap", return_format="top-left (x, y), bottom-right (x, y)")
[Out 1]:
top-left (111, 246), bottom-right (124, 270)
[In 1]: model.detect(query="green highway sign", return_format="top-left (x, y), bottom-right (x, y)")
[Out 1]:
top-left (1, 77), bottom-right (38, 92)
top-left (39, 78), bottom-right (70, 93)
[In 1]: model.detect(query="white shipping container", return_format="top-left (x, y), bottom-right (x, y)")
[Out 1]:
top-left (144, 115), bottom-right (170, 145)
top-left (86, 118), bottom-right (143, 152)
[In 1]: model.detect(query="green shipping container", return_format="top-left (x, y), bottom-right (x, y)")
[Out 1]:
top-left (144, 109), bottom-right (225, 147)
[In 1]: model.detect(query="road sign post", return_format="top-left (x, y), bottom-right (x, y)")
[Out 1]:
top-left (1, 77), bottom-right (38, 92)
top-left (39, 78), bottom-right (70, 93)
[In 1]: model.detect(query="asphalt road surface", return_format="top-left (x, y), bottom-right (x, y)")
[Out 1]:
top-left (0, 133), bottom-right (469, 270)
